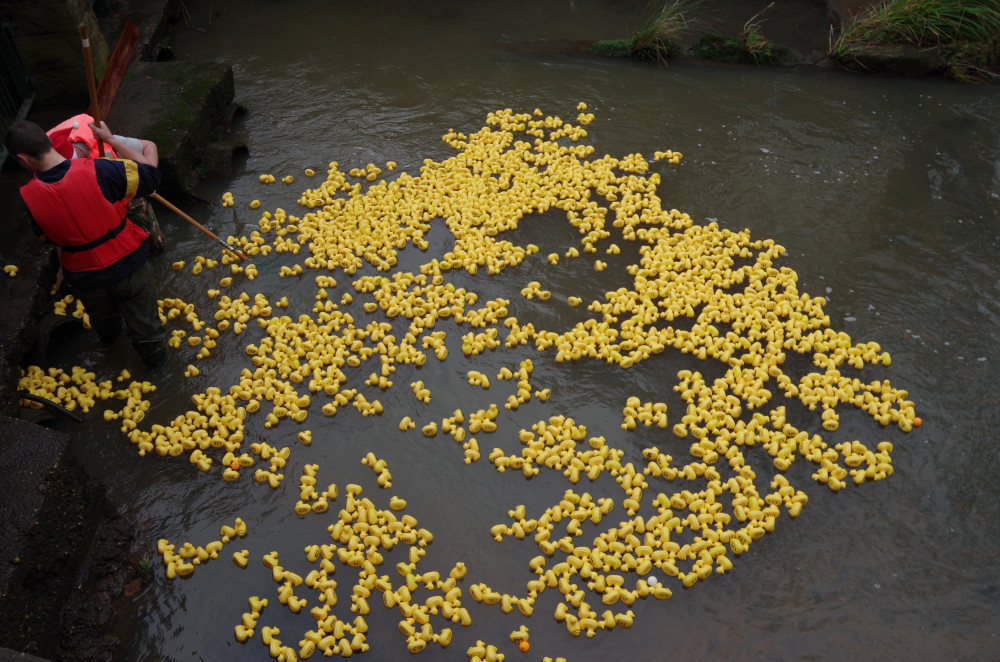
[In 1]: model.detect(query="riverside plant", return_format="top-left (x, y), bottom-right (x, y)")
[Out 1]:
top-left (833, 0), bottom-right (1000, 81)
top-left (742, 2), bottom-right (775, 65)
top-left (628, 0), bottom-right (696, 63)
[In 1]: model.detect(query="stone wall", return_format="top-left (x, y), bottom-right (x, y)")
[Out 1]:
top-left (0, 0), bottom-right (109, 109)
top-left (826, 0), bottom-right (881, 25)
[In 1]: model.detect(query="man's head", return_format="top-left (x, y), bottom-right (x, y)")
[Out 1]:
top-left (5, 120), bottom-right (56, 170)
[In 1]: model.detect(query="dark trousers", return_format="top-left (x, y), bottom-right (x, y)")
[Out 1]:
top-left (73, 260), bottom-right (166, 364)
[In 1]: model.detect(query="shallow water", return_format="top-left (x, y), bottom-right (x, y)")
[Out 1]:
top-left (47, 1), bottom-right (1000, 660)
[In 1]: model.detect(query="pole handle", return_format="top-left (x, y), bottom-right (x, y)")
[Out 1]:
top-left (150, 192), bottom-right (248, 261)
top-left (79, 23), bottom-right (106, 157)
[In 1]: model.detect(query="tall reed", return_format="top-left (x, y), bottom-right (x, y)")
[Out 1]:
top-left (629, 0), bottom-right (696, 63)
top-left (834, 0), bottom-right (1000, 80)
top-left (840, 0), bottom-right (1000, 45)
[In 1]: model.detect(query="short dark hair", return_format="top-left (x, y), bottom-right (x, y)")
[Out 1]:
top-left (4, 120), bottom-right (53, 159)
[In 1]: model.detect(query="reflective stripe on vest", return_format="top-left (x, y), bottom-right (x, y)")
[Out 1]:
top-left (123, 158), bottom-right (139, 199)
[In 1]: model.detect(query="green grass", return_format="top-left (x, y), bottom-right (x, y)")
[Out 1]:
top-left (588, 38), bottom-right (632, 58)
top-left (744, 29), bottom-right (773, 64)
top-left (833, 0), bottom-right (1000, 81)
top-left (742, 2), bottom-right (775, 65)
top-left (628, 0), bottom-right (696, 63)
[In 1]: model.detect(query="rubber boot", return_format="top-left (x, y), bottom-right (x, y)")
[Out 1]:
top-left (135, 339), bottom-right (168, 367)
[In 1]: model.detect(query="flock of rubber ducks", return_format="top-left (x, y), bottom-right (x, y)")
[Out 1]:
top-left (157, 517), bottom-right (246, 579)
top-left (17, 103), bottom-right (921, 659)
top-left (360, 451), bottom-right (393, 488)
top-left (50, 294), bottom-right (92, 329)
top-left (302, 483), bottom-right (464, 656)
top-left (19, 366), bottom-right (152, 420)
top-left (474, 486), bottom-right (658, 638)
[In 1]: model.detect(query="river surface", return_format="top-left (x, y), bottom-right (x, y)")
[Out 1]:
top-left (46, 1), bottom-right (1000, 661)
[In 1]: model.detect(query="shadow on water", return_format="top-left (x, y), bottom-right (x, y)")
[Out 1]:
top-left (52, 1), bottom-right (1000, 660)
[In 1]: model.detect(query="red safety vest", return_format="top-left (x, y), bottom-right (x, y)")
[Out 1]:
top-left (20, 159), bottom-right (146, 273)
top-left (46, 114), bottom-right (118, 160)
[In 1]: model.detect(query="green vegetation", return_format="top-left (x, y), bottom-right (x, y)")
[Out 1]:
top-left (591, 0), bottom-right (790, 66)
top-left (742, 2), bottom-right (775, 65)
top-left (588, 38), bottom-right (632, 58)
top-left (693, 33), bottom-right (748, 62)
top-left (627, 0), bottom-right (694, 63)
top-left (588, 0), bottom-right (692, 62)
top-left (743, 28), bottom-right (773, 64)
top-left (833, 0), bottom-right (1000, 81)
top-left (692, 30), bottom-right (788, 66)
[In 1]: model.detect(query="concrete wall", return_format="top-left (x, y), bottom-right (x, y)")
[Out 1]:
top-left (826, 0), bottom-right (881, 25)
top-left (0, 0), bottom-right (109, 109)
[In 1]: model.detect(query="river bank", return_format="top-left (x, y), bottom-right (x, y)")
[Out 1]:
top-left (589, 0), bottom-right (996, 80)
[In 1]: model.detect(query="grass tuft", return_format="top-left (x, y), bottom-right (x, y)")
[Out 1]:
top-left (742, 2), bottom-right (775, 65)
top-left (628, 0), bottom-right (696, 64)
top-left (589, 39), bottom-right (632, 58)
top-left (833, 0), bottom-right (1000, 81)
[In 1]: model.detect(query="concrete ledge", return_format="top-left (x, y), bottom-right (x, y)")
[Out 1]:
top-left (836, 44), bottom-right (943, 76)
top-left (0, 417), bottom-right (68, 592)
top-left (0, 648), bottom-right (52, 662)
top-left (0, 416), bottom-right (133, 661)
top-left (0, 179), bottom-right (59, 416)
top-left (106, 60), bottom-right (242, 194)
top-left (0, 0), bottom-right (109, 108)
top-left (99, 0), bottom-right (183, 63)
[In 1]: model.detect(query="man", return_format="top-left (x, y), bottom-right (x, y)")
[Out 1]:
top-left (47, 113), bottom-right (159, 163)
top-left (47, 113), bottom-right (166, 253)
top-left (5, 118), bottom-right (168, 367)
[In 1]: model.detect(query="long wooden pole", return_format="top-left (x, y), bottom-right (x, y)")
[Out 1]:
top-left (78, 23), bottom-right (105, 156)
top-left (150, 192), bottom-right (248, 261)
top-left (96, 19), bottom-right (139, 118)
top-left (78, 23), bottom-right (247, 262)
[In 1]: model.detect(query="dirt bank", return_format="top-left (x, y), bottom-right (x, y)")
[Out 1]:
top-left (0, 417), bottom-right (145, 661)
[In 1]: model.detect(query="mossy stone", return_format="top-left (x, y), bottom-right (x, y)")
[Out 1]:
top-left (589, 39), bottom-right (631, 58)
top-left (105, 61), bottom-right (238, 194)
top-left (694, 32), bottom-right (749, 63)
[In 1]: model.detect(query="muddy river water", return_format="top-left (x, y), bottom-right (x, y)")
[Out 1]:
top-left (43, 1), bottom-right (1000, 660)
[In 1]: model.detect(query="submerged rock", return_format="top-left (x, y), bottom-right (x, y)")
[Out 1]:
top-left (834, 44), bottom-right (943, 77)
